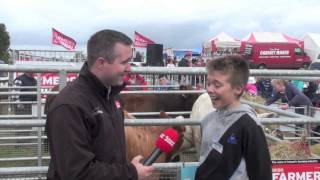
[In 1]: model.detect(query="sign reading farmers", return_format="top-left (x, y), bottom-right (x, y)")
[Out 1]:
top-left (52, 28), bottom-right (76, 50)
top-left (41, 73), bottom-right (78, 98)
top-left (41, 73), bottom-right (77, 88)
top-left (272, 159), bottom-right (320, 180)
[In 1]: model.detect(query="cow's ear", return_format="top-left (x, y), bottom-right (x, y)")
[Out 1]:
top-left (160, 111), bottom-right (171, 118)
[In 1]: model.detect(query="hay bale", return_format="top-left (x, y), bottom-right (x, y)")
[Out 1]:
top-left (310, 143), bottom-right (320, 155)
top-left (269, 140), bottom-right (311, 160)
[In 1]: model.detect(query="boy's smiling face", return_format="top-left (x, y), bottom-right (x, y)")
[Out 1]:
top-left (206, 70), bottom-right (243, 109)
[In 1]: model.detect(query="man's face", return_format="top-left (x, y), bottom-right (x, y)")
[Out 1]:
top-left (100, 43), bottom-right (133, 86)
top-left (206, 70), bottom-right (243, 109)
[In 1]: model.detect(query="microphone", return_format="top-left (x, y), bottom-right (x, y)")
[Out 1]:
top-left (143, 128), bottom-right (179, 166)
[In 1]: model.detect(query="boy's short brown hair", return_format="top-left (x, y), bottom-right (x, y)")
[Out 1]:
top-left (207, 55), bottom-right (249, 88)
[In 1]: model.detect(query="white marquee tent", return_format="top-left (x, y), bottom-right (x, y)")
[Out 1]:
top-left (203, 32), bottom-right (241, 49)
top-left (303, 33), bottom-right (320, 61)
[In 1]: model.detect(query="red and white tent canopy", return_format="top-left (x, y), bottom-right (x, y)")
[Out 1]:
top-left (242, 32), bottom-right (304, 48)
top-left (203, 32), bottom-right (241, 52)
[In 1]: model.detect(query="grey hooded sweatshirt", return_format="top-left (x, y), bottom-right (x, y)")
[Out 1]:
top-left (196, 104), bottom-right (272, 180)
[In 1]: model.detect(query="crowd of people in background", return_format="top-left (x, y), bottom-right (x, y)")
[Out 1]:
top-left (123, 52), bottom-right (208, 91)
top-left (165, 53), bottom-right (206, 68)
top-left (124, 52), bottom-right (320, 113)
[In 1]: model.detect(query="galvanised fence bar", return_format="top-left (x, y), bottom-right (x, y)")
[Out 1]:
top-left (242, 100), bottom-right (315, 119)
top-left (0, 117), bottom-right (319, 127)
top-left (0, 162), bottom-right (199, 179)
top-left (0, 90), bottom-right (205, 96)
top-left (1, 64), bottom-right (320, 76)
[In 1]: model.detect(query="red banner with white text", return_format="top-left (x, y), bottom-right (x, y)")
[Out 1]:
top-left (14, 72), bottom-right (78, 98)
top-left (52, 28), bottom-right (76, 50)
top-left (272, 159), bottom-right (320, 180)
top-left (134, 31), bottom-right (155, 48)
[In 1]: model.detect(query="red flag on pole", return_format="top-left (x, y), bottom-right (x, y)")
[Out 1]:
top-left (134, 31), bottom-right (155, 48)
top-left (52, 28), bottom-right (76, 50)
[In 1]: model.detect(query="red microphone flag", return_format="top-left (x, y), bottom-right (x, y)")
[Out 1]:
top-left (52, 28), bottom-right (76, 51)
top-left (156, 128), bottom-right (179, 153)
top-left (143, 128), bottom-right (179, 165)
top-left (134, 31), bottom-right (155, 48)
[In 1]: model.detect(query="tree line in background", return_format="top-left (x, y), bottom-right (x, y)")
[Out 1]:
top-left (0, 23), bottom-right (10, 64)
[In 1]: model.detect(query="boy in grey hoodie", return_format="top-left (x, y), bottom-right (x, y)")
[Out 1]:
top-left (195, 56), bottom-right (272, 180)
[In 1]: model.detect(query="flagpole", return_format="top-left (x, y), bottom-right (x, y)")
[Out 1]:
top-left (51, 28), bottom-right (55, 61)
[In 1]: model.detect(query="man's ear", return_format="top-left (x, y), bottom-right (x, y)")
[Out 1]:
top-left (95, 57), bottom-right (106, 70)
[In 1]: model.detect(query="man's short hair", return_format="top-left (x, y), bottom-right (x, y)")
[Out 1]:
top-left (87, 29), bottom-right (132, 66)
top-left (207, 55), bottom-right (249, 88)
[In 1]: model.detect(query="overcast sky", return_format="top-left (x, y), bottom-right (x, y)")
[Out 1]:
top-left (1, 0), bottom-right (320, 51)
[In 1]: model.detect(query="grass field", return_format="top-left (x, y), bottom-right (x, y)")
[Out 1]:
top-left (0, 142), bottom-right (49, 167)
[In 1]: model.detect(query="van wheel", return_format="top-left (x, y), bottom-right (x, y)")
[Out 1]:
top-left (258, 64), bottom-right (266, 69)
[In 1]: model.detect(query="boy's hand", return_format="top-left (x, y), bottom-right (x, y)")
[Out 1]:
top-left (279, 103), bottom-right (289, 110)
top-left (131, 155), bottom-right (155, 180)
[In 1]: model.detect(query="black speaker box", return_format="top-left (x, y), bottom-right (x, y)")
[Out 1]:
top-left (146, 44), bottom-right (164, 66)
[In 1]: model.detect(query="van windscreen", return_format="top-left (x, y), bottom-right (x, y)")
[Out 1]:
top-left (294, 48), bottom-right (302, 55)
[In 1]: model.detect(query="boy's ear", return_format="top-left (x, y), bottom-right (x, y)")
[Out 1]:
top-left (235, 85), bottom-right (245, 96)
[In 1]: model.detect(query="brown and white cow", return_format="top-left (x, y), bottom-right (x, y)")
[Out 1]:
top-left (124, 111), bottom-right (185, 163)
